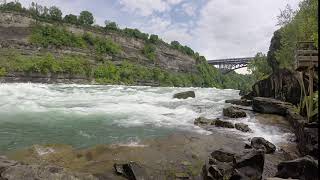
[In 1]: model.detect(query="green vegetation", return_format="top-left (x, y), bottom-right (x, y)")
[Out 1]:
top-left (247, 53), bottom-right (272, 80)
top-left (123, 28), bottom-right (149, 41)
top-left (104, 21), bottom-right (119, 31)
top-left (272, 0), bottom-right (318, 70)
top-left (30, 25), bottom-right (121, 55)
top-left (78, 11), bottom-right (94, 26)
top-left (142, 44), bottom-right (156, 61)
top-left (170, 41), bottom-right (195, 56)
top-left (0, 51), bottom-right (91, 76)
top-left (30, 25), bottom-right (86, 48)
top-left (0, 67), bottom-right (6, 77)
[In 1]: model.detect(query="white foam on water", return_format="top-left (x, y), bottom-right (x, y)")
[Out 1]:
top-left (33, 145), bottom-right (55, 156)
top-left (0, 83), bottom-right (292, 148)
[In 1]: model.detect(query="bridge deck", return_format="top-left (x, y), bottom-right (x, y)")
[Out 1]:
top-left (207, 57), bottom-right (254, 65)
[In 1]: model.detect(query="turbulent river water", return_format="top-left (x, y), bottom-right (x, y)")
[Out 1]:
top-left (0, 83), bottom-right (292, 152)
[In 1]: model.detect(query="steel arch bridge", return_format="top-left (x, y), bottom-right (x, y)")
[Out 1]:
top-left (207, 57), bottom-right (254, 74)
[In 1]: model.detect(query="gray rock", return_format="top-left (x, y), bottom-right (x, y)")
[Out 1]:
top-left (225, 99), bottom-right (253, 106)
top-left (114, 162), bottom-right (147, 180)
top-left (251, 69), bottom-right (305, 105)
top-left (223, 106), bottom-right (247, 118)
top-left (212, 119), bottom-right (235, 129)
top-left (276, 156), bottom-right (318, 180)
top-left (251, 137), bottom-right (276, 154)
top-left (286, 109), bottom-right (318, 159)
top-left (173, 91), bottom-right (195, 99)
top-left (194, 117), bottom-right (212, 126)
top-left (252, 97), bottom-right (293, 116)
top-left (203, 148), bottom-right (265, 180)
top-left (235, 123), bottom-right (252, 132)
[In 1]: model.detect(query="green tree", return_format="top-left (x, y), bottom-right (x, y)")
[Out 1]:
top-left (64, 14), bottom-right (78, 25)
top-left (248, 52), bottom-right (272, 80)
top-left (171, 41), bottom-right (181, 49)
top-left (275, 0), bottom-right (318, 70)
top-left (0, 1), bottom-right (23, 12)
top-left (104, 21), bottom-right (118, 31)
top-left (79, 11), bottom-right (94, 26)
top-left (149, 34), bottom-right (159, 44)
top-left (49, 6), bottom-right (62, 21)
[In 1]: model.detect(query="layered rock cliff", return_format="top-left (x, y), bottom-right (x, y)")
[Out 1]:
top-left (0, 12), bottom-right (198, 84)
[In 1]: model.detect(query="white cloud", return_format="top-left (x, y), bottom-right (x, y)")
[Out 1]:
top-left (192, 0), bottom-right (300, 60)
top-left (181, 2), bottom-right (196, 17)
top-left (119, 0), bottom-right (186, 16)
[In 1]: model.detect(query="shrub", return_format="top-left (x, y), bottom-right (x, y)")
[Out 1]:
top-left (0, 67), bottom-right (6, 77)
top-left (149, 34), bottom-right (159, 44)
top-left (94, 38), bottom-right (121, 55)
top-left (64, 14), bottom-right (78, 25)
top-left (142, 44), bottom-right (156, 61)
top-left (105, 21), bottom-right (119, 31)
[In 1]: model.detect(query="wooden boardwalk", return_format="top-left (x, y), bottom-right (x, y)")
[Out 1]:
top-left (295, 41), bottom-right (318, 71)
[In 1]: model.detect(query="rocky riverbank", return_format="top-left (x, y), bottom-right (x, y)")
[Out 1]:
top-left (0, 89), bottom-right (318, 180)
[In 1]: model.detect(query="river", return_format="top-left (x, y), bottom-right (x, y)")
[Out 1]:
top-left (0, 83), bottom-right (292, 153)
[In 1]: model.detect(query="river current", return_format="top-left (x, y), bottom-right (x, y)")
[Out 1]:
top-left (0, 83), bottom-right (292, 152)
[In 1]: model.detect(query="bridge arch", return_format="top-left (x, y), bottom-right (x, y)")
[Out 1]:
top-left (207, 57), bottom-right (254, 74)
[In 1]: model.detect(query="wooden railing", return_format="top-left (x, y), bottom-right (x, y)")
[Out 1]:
top-left (295, 41), bottom-right (318, 71)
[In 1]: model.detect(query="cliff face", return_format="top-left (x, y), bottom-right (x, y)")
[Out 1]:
top-left (0, 12), bottom-right (197, 75)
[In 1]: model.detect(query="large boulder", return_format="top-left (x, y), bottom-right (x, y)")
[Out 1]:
top-left (251, 69), bottom-right (302, 105)
top-left (173, 91), bottom-right (195, 99)
top-left (251, 137), bottom-right (276, 154)
top-left (203, 148), bottom-right (265, 180)
top-left (275, 156), bottom-right (318, 180)
top-left (223, 106), bottom-right (247, 118)
top-left (235, 123), bottom-right (252, 133)
top-left (252, 97), bottom-right (293, 116)
top-left (225, 99), bottom-right (253, 106)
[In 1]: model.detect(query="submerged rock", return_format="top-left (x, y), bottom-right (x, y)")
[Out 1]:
top-left (251, 137), bottom-right (276, 154)
top-left (276, 156), bottom-right (318, 180)
top-left (0, 156), bottom-right (98, 180)
top-left (225, 99), bottom-right (253, 106)
top-left (235, 123), bottom-right (252, 132)
top-left (173, 91), bottom-right (195, 99)
top-left (203, 148), bottom-right (265, 180)
top-left (223, 106), bottom-right (247, 118)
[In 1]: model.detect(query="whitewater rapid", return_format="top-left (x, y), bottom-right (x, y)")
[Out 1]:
top-left (0, 83), bottom-right (292, 151)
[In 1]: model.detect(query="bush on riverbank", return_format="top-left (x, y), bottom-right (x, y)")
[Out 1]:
top-left (0, 51), bottom-right (92, 76)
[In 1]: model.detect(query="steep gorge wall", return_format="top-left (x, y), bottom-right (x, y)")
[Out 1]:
top-left (0, 12), bottom-right (197, 74)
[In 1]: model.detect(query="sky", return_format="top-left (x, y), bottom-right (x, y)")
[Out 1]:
top-left (8, 0), bottom-right (301, 73)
